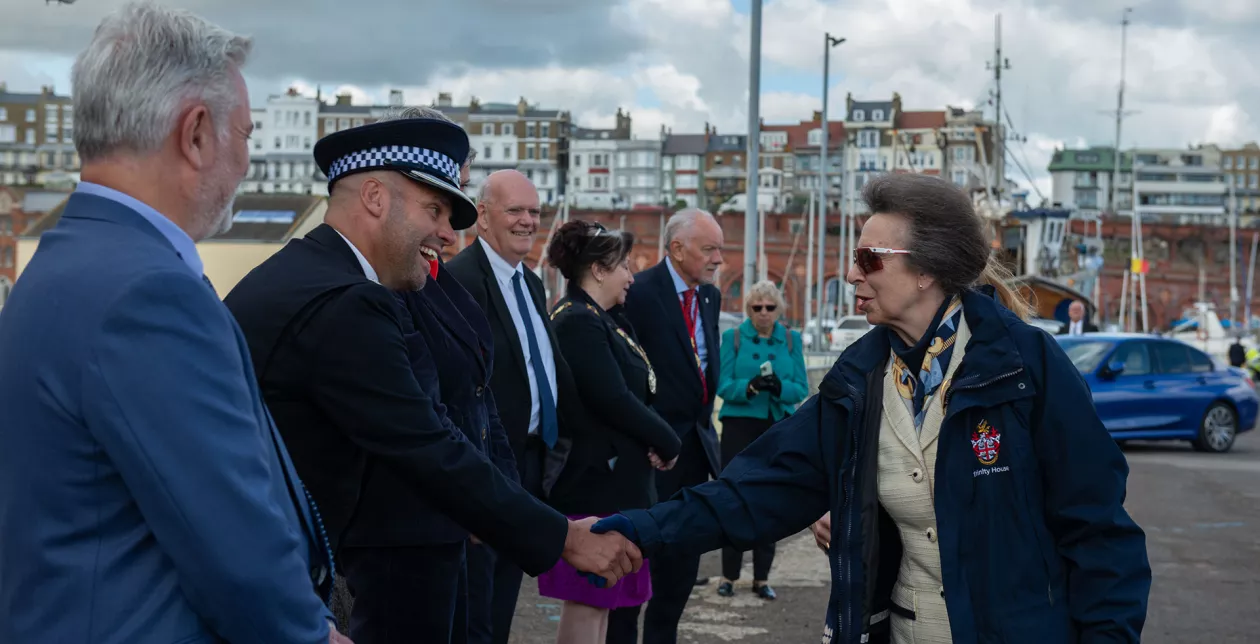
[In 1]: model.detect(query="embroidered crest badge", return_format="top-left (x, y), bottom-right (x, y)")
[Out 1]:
top-left (971, 419), bottom-right (1001, 466)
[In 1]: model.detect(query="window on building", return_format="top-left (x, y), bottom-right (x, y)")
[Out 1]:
top-left (574, 154), bottom-right (581, 167)
top-left (483, 124), bottom-right (493, 135)
top-left (2, 247), bottom-right (12, 268)
top-left (540, 170), bottom-right (549, 185)
top-left (541, 123), bottom-right (550, 138)
top-left (662, 156), bottom-right (673, 170)
top-left (25, 109), bottom-right (35, 123)
top-left (503, 124), bottom-right (514, 136)
top-left (853, 109), bottom-right (865, 121)
top-left (526, 123), bottom-right (536, 138)
top-left (527, 146), bottom-right (535, 160)
top-left (573, 176), bottom-right (582, 189)
top-left (303, 137), bottom-right (312, 150)
top-left (0, 107), bottom-right (6, 121)
top-left (0, 125), bottom-right (14, 144)
top-left (503, 145), bottom-right (511, 158)
top-left (1252, 157), bottom-right (1259, 170)
top-left (304, 112), bottom-right (311, 126)
top-left (1226, 156), bottom-right (1235, 169)
top-left (872, 109), bottom-right (884, 121)
top-left (484, 145), bottom-right (492, 160)
top-left (353, 119), bottom-right (364, 127)
top-left (1252, 174), bottom-right (1259, 189)
top-left (24, 129), bottom-right (34, 144)
top-left (274, 137), bottom-right (281, 149)
top-left (858, 130), bottom-right (878, 148)
top-left (541, 144), bottom-right (550, 160)
top-left (952, 169), bottom-right (967, 186)
top-left (617, 174), bottom-right (629, 188)
top-left (617, 152), bottom-right (628, 167)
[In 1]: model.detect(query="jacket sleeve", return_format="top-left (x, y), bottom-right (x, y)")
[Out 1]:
top-left (778, 330), bottom-right (810, 405)
top-left (1033, 332), bottom-right (1151, 642)
top-left (84, 271), bottom-right (330, 644)
top-left (485, 386), bottom-right (520, 483)
top-left (307, 284), bottom-right (569, 576)
top-left (555, 311), bottom-right (682, 461)
top-left (623, 397), bottom-right (831, 557)
top-left (714, 328), bottom-right (751, 403)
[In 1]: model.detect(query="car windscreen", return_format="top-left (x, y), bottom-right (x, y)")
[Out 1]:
top-left (1055, 338), bottom-right (1115, 373)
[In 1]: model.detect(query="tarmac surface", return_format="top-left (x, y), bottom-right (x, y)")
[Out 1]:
top-left (507, 431), bottom-right (1260, 643)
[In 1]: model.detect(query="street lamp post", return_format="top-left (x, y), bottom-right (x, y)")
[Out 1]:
top-left (743, 0), bottom-right (763, 307)
top-left (815, 32), bottom-right (845, 349)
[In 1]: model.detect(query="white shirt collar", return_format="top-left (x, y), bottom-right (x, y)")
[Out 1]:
top-left (479, 236), bottom-right (523, 283)
top-left (665, 257), bottom-right (690, 294)
top-left (335, 230), bottom-right (379, 284)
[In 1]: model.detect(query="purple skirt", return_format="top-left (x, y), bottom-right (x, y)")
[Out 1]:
top-left (537, 515), bottom-right (653, 610)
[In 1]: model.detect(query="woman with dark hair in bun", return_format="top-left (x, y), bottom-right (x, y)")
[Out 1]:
top-left (537, 219), bottom-right (683, 644)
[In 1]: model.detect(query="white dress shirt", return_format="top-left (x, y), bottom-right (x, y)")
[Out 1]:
top-left (479, 237), bottom-right (558, 436)
top-left (1069, 320), bottom-right (1083, 336)
top-left (666, 258), bottom-right (709, 372)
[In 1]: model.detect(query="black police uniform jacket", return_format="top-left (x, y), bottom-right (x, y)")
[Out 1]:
top-left (348, 262), bottom-right (521, 546)
top-left (547, 286), bottom-right (682, 516)
top-left (222, 223), bottom-right (568, 576)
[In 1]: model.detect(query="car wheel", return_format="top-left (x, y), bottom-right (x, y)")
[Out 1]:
top-left (1193, 402), bottom-right (1237, 453)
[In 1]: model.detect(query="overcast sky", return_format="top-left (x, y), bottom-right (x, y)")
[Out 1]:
top-left (2, 0), bottom-right (1258, 199)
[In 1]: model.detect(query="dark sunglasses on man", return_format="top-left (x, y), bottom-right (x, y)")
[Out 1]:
top-left (852, 247), bottom-right (911, 274)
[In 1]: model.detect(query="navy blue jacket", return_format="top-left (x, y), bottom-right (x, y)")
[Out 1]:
top-left (621, 287), bottom-right (1151, 644)
top-left (344, 263), bottom-right (519, 547)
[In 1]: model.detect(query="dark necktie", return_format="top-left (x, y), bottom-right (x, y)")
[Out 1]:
top-left (512, 271), bottom-right (558, 448)
top-left (681, 288), bottom-right (708, 402)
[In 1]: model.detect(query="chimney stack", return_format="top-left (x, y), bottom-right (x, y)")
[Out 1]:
top-left (389, 89), bottom-right (404, 107)
top-left (335, 91), bottom-right (353, 107)
top-left (437, 92), bottom-right (453, 108)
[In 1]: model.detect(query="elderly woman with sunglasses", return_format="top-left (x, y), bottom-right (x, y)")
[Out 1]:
top-left (712, 279), bottom-right (807, 600)
top-left (588, 173), bottom-right (1151, 644)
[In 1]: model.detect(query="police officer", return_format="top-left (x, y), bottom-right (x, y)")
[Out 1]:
top-left (223, 116), bottom-right (643, 644)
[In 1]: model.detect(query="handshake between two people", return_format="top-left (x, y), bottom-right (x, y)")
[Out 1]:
top-left (562, 515), bottom-right (644, 588)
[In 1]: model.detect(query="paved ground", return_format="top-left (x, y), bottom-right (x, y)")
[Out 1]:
top-left (507, 431), bottom-right (1260, 643)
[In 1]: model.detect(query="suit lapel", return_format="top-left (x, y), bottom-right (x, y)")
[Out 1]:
top-left (524, 270), bottom-right (563, 357)
top-left (652, 261), bottom-right (703, 396)
top-left (474, 240), bottom-right (529, 379)
top-left (697, 285), bottom-right (719, 394)
top-left (422, 281), bottom-right (488, 379)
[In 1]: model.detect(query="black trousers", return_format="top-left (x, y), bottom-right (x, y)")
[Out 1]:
top-left (608, 431), bottom-right (711, 644)
top-left (487, 438), bottom-right (546, 644)
top-left (342, 542), bottom-right (468, 644)
top-left (465, 541), bottom-right (497, 644)
top-left (719, 415), bottom-right (777, 582)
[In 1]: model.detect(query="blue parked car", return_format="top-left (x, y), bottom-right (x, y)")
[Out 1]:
top-left (1055, 333), bottom-right (1259, 452)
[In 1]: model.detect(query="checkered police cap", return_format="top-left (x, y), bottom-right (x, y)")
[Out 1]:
top-left (326, 145), bottom-right (460, 185)
top-left (313, 117), bottom-right (478, 230)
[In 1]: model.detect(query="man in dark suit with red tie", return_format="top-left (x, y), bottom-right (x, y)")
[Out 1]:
top-left (611, 209), bottom-right (725, 644)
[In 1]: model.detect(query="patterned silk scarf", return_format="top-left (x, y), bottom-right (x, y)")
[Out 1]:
top-left (890, 295), bottom-right (964, 432)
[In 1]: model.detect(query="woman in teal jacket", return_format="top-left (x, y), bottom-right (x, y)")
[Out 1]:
top-left (713, 279), bottom-right (808, 599)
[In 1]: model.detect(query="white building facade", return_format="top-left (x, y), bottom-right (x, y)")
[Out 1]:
top-left (241, 90), bottom-right (320, 195)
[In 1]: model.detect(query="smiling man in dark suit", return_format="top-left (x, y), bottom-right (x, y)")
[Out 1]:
top-left (611, 208), bottom-right (725, 644)
top-left (446, 169), bottom-right (584, 644)
top-left (223, 119), bottom-right (641, 644)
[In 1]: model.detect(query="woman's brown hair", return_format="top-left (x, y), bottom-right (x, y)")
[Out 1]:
top-left (861, 173), bottom-right (1032, 319)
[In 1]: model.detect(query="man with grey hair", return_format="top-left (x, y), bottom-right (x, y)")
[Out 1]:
top-left (0, 3), bottom-right (347, 644)
top-left (609, 208), bottom-right (725, 644)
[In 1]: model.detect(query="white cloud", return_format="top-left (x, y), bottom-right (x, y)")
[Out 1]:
top-left (2, 0), bottom-right (1258, 200)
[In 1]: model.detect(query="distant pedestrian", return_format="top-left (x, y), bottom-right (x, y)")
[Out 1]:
top-left (712, 279), bottom-right (808, 600)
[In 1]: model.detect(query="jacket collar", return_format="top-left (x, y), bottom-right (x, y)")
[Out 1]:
top-left (820, 286), bottom-right (1026, 403)
top-left (307, 223), bottom-right (369, 279)
top-left (739, 318), bottom-right (786, 344)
